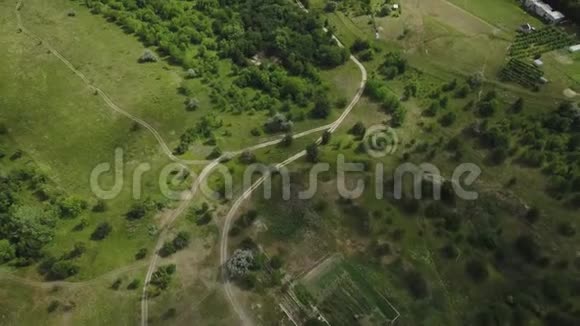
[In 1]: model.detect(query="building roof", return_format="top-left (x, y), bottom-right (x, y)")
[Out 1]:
top-left (569, 44), bottom-right (580, 52)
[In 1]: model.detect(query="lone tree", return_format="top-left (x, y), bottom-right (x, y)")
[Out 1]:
top-left (281, 134), bottom-right (293, 147)
top-left (139, 49), bottom-right (158, 63)
top-left (186, 98), bottom-right (198, 111)
top-left (227, 249), bottom-right (255, 279)
top-left (306, 143), bottom-right (319, 163)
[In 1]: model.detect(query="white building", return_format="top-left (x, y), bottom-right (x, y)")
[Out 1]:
top-left (523, 0), bottom-right (565, 24)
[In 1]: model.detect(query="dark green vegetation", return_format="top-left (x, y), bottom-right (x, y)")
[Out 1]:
top-left (224, 1), bottom-right (580, 325)
top-left (83, 0), bottom-right (350, 152)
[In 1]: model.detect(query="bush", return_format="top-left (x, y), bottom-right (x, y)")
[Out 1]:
top-left (91, 222), bottom-right (112, 241)
top-left (126, 202), bottom-right (147, 220)
top-left (270, 256), bottom-right (283, 269)
top-left (250, 128), bottom-right (261, 137)
top-left (239, 151), bottom-right (257, 164)
top-left (281, 134), bottom-right (293, 147)
top-left (324, 1), bottom-right (338, 12)
top-left (47, 300), bottom-right (60, 313)
top-left (515, 234), bottom-right (541, 263)
top-left (306, 143), bottom-right (319, 163)
top-left (127, 279), bottom-right (141, 290)
top-left (159, 241), bottom-right (176, 257)
top-left (465, 259), bottom-right (489, 283)
top-left (139, 49), bottom-right (158, 63)
top-left (321, 130), bottom-right (331, 145)
top-left (135, 248), bottom-right (147, 260)
top-left (0, 240), bottom-right (15, 263)
top-left (92, 199), bottom-right (107, 212)
top-left (111, 278), bottom-right (122, 290)
top-left (439, 112), bottom-right (456, 127)
top-left (186, 98), bottom-right (199, 111)
top-left (48, 261), bottom-right (79, 280)
top-left (404, 270), bottom-right (429, 299)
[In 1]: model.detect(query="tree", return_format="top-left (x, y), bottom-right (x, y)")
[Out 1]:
top-left (281, 134), bottom-right (293, 147)
top-left (324, 1), bottom-right (338, 12)
top-left (439, 112), bottom-right (457, 127)
top-left (127, 278), bottom-right (141, 290)
top-left (126, 202), bottom-right (147, 220)
top-left (91, 222), bottom-right (112, 241)
top-left (270, 255), bottom-right (283, 270)
top-left (239, 151), bottom-right (257, 164)
top-left (48, 261), bottom-right (79, 280)
top-left (306, 143), bottom-right (319, 163)
top-left (404, 270), bottom-right (429, 299)
top-left (321, 131), bottom-right (331, 145)
top-left (0, 239), bottom-right (15, 263)
top-left (92, 199), bottom-right (107, 213)
top-left (7, 205), bottom-right (55, 259)
top-left (350, 122), bottom-right (366, 138)
top-left (310, 96), bottom-right (331, 119)
top-left (186, 98), bottom-right (199, 111)
top-left (465, 259), bottom-right (489, 282)
top-left (173, 231), bottom-right (190, 250)
top-left (139, 49), bottom-right (158, 63)
top-left (227, 249), bottom-right (255, 279)
top-left (512, 97), bottom-right (524, 113)
top-left (135, 248), bottom-right (147, 260)
top-left (350, 38), bottom-right (371, 53)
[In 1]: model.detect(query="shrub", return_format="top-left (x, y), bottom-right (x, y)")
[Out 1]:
top-left (465, 259), bottom-right (489, 283)
top-left (350, 122), bottom-right (366, 138)
top-left (270, 256), bottom-right (283, 269)
top-left (321, 130), bottom-right (331, 145)
top-left (350, 38), bottom-right (371, 53)
top-left (324, 1), bottom-right (338, 12)
top-left (127, 279), bottom-right (141, 290)
top-left (439, 112), bottom-right (456, 127)
top-left (250, 127), bottom-right (261, 136)
top-left (404, 270), bottom-right (429, 299)
top-left (91, 222), bottom-right (112, 241)
top-left (135, 248), bottom-right (147, 260)
top-left (185, 68), bottom-right (198, 79)
top-left (111, 278), bottom-right (122, 290)
top-left (306, 143), bottom-right (319, 163)
top-left (186, 98), bottom-right (199, 111)
top-left (139, 49), bottom-right (158, 63)
top-left (49, 261), bottom-right (79, 280)
top-left (126, 202), bottom-right (147, 220)
top-left (239, 151), bottom-right (257, 164)
top-left (47, 300), bottom-right (60, 313)
top-left (92, 199), bottom-right (107, 212)
top-left (281, 134), bottom-right (293, 147)
top-left (159, 241), bottom-right (176, 257)
top-left (227, 249), bottom-right (255, 279)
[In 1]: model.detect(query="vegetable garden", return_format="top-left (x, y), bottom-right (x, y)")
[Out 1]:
top-left (499, 58), bottom-right (544, 89)
top-left (509, 26), bottom-right (574, 59)
top-left (299, 257), bottom-right (398, 325)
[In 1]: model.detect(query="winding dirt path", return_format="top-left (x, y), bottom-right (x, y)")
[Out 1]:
top-left (13, 1), bottom-right (367, 325)
top-left (218, 2), bottom-right (368, 325)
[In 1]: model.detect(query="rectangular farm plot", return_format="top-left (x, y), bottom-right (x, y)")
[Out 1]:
top-left (299, 255), bottom-right (399, 325)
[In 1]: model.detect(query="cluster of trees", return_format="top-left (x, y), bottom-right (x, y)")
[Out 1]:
top-left (364, 79), bottom-right (405, 126)
top-left (148, 264), bottom-right (177, 297)
top-left (159, 231), bottom-right (191, 257)
top-left (174, 114), bottom-right (223, 155)
top-left (86, 0), bottom-right (348, 72)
